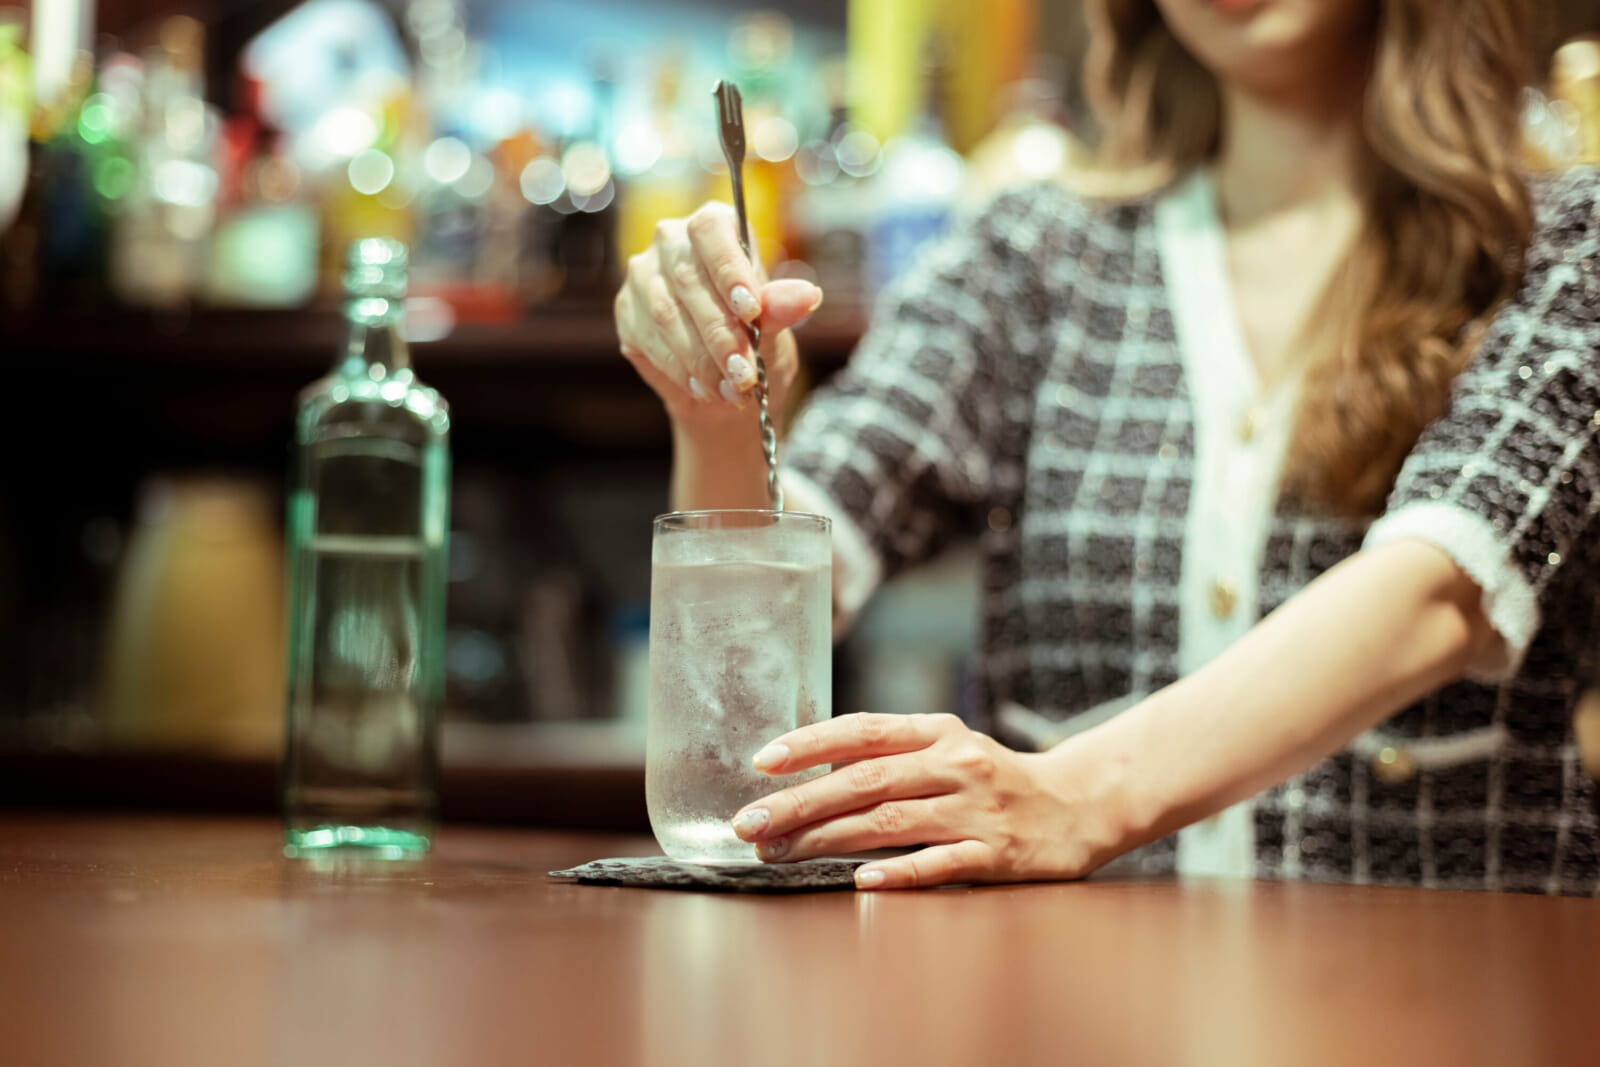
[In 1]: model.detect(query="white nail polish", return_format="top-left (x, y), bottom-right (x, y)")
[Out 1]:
top-left (731, 808), bottom-right (769, 837)
top-left (689, 377), bottom-right (708, 400)
top-left (758, 837), bottom-right (789, 860)
top-left (752, 742), bottom-right (789, 771)
top-left (720, 380), bottom-right (743, 407)
top-left (729, 285), bottom-right (759, 322)
top-left (725, 353), bottom-right (753, 385)
top-left (856, 868), bottom-right (885, 888)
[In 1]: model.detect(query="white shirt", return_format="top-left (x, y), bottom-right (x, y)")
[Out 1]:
top-left (1156, 169), bottom-right (1302, 877)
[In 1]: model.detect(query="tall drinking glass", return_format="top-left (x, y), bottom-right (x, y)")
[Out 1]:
top-left (647, 510), bottom-right (832, 862)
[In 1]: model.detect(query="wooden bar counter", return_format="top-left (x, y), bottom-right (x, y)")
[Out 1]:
top-left (0, 814), bottom-right (1594, 1067)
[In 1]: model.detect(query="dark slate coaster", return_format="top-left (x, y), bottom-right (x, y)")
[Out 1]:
top-left (548, 855), bottom-right (865, 893)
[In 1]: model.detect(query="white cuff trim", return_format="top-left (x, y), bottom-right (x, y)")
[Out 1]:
top-left (1347, 723), bottom-right (1509, 769)
top-left (780, 468), bottom-right (884, 641)
top-left (1363, 502), bottom-right (1540, 682)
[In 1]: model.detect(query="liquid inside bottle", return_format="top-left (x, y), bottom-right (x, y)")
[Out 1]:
top-left (283, 239), bottom-right (450, 857)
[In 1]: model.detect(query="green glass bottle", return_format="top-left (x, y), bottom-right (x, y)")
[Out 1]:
top-left (282, 239), bottom-right (451, 857)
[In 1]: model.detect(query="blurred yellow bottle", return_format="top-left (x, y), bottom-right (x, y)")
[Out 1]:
top-left (617, 54), bottom-right (702, 262)
top-left (707, 14), bottom-right (798, 267)
top-left (1552, 36), bottom-right (1600, 164)
top-left (704, 151), bottom-right (787, 268)
top-left (848, 0), bottom-right (1032, 151)
top-left (319, 91), bottom-right (416, 296)
top-left (101, 479), bottom-right (286, 754)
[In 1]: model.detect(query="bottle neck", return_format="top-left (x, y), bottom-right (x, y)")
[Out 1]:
top-left (341, 296), bottom-right (410, 373)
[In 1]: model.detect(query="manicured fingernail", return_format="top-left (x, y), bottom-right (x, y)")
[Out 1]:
top-left (752, 743), bottom-right (789, 771)
top-left (720, 380), bottom-right (745, 408)
top-left (757, 837), bottom-right (789, 860)
top-left (725, 353), bottom-right (755, 387)
top-left (793, 288), bottom-right (826, 330)
top-left (689, 377), bottom-right (708, 400)
top-left (731, 808), bottom-right (769, 838)
top-left (856, 868), bottom-right (885, 889)
top-left (729, 285), bottom-right (760, 322)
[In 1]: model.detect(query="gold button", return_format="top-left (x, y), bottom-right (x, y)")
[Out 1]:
top-left (1238, 408), bottom-right (1259, 443)
top-left (1371, 746), bottom-right (1416, 785)
top-left (1208, 578), bottom-right (1237, 619)
top-left (1574, 690), bottom-right (1600, 781)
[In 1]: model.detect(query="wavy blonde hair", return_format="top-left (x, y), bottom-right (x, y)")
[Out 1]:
top-left (1082, 0), bottom-right (1535, 516)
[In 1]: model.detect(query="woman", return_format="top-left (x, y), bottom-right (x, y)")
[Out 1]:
top-left (613, 0), bottom-right (1600, 893)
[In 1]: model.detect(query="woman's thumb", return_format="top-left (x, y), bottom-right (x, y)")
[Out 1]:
top-left (757, 280), bottom-right (824, 332)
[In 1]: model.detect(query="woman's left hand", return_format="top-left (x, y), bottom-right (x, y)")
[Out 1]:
top-left (730, 712), bottom-right (1126, 890)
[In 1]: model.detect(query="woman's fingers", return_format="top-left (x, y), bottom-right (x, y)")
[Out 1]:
top-left (752, 712), bottom-right (960, 775)
top-left (751, 795), bottom-right (966, 863)
top-left (616, 249), bottom-right (724, 403)
top-left (657, 228), bottom-right (759, 399)
top-left (616, 204), bottom-right (822, 415)
top-left (732, 750), bottom-right (953, 844)
top-left (686, 201), bottom-right (764, 325)
top-left (620, 341), bottom-right (697, 405)
top-left (617, 251), bottom-right (695, 401)
top-left (854, 840), bottom-right (999, 890)
top-left (758, 279), bottom-right (825, 334)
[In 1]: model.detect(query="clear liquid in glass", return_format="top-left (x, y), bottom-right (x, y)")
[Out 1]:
top-left (646, 515), bottom-right (831, 863)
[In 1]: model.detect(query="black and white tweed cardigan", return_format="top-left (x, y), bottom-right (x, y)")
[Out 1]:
top-left (784, 165), bottom-right (1600, 895)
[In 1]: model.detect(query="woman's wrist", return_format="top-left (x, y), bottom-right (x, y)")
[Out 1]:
top-left (1034, 726), bottom-right (1152, 875)
top-left (669, 412), bottom-right (775, 511)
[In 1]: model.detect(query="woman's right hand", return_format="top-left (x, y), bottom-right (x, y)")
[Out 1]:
top-left (614, 201), bottom-right (823, 431)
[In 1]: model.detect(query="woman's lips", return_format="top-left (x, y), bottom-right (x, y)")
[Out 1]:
top-left (1204, 0), bottom-right (1263, 14)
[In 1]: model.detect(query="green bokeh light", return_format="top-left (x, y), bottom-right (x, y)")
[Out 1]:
top-left (77, 95), bottom-right (114, 144)
top-left (94, 156), bottom-right (134, 200)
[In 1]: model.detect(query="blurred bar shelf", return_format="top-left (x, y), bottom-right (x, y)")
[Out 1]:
top-left (0, 721), bottom-right (650, 833)
top-left (1, 302), bottom-right (867, 375)
top-left (0, 300), bottom-right (864, 454)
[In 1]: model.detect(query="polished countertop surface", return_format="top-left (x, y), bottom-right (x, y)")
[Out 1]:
top-left (0, 814), bottom-right (1595, 1067)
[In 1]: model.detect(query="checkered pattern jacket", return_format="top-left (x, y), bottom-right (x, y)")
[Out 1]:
top-left (785, 165), bottom-right (1600, 895)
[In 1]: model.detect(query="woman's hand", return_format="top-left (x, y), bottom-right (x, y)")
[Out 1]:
top-left (614, 201), bottom-right (822, 430)
top-left (730, 712), bottom-right (1129, 890)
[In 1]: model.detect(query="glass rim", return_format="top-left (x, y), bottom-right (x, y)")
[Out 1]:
top-left (653, 508), bottom-right (831, 528)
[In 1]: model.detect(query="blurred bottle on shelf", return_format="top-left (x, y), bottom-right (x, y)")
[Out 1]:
top-left (865, 35), bottom-right (963, 296)
top-left (0, 12), bottom-right (28, 236)
top-left (847, 0), bottom-right (934, 146)
top-left (109, 16), bottom-right (218, 308)
top-left (1551, 36), bottom-right (1600, 164)
top-left (501, 128), bottom-right (564, 306)
top-left (704, 13), bottom-right (795, 269)
top-left (545, 56), bottom-right (620, 299)
top-left (204, 73), bottom-right (318, 306)
top-left (962, 57), bottom-right (1087, 208)
top-left (474, 127), bottom-right (535, 314)
top-left (411, 129), bottom-right (512, 318)
top-left (5, 49), bottom-right (117, 310)
top-left (317, 90), bottom-right (418, 299)
top-left (788, 57), bottom-right (873, 302)
top-left (283, 238), bottom-right (451, 857)
top-left (100, 478), bottom-right (285, 752)
top-left (404, 0), bottom-right (519, 320)
top-left (486, 125), bottom-right (556, 307)
top-left (616, 49), bottom-right (700, 264)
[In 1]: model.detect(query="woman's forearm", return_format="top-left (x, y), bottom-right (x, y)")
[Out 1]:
top-left (1062, 538), bottom-right (1498, 853)
top-left (669, 417), bottom-right (774, 512)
